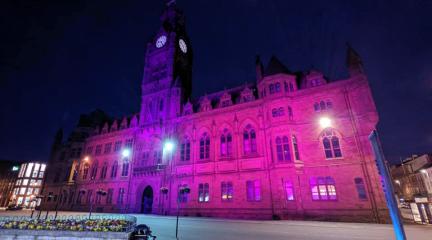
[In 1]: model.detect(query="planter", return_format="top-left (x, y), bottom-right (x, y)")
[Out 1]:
top-left (0, 228), bottom-right (131, 239)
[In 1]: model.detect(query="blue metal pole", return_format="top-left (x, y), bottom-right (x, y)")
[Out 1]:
top-left (369, 130), bottom-right (407, 240)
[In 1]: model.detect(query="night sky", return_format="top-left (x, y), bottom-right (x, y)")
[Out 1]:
top-left (1, 0), bottom-right (431, 164)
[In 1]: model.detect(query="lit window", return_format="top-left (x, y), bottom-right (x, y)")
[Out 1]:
top-left (221, 182), bottom-right (233, 201)
top-left (355, 177), bottom-right (367, 200)
top-left (243, 125), bottom-right (257, 154)
top-left (220, 129), bottom-right (232, 157)
top-left (25, 163), bottom-right (33, 177)
top-left (20, 187), bottom-right (26, 195)
top-left (322, 129), bottom-right (342, 159)
top-left (198, 183), bottom-right (209, 202)
top-left (310, 176), bottom-right (337, 201)
top-left (246, 180), bottom-right (261, 201)
top-left (18, 164), bottom-right (26, 178)
top-left (284, 181), bottom-right (294, 201)
top-left (276, 136), bottom-right (291, 162)
top-left (22, 179), bottom-right (29, 186)
top-left (199, 133), bottom-right (210, 160)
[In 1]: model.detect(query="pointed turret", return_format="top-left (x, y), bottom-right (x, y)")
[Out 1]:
top-left (256, 55), bottom-right (264, 82)
top-left (346, 43), bottom-right (364, 76)
top-left (263, 56), bottom-right (290, 77)
top-left (53, 128), bottom-right (63, 146)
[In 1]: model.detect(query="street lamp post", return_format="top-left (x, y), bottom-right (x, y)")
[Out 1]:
top-left (29, 195), bottom-right (36, 218)
top-left (45, 193), bottom-right (54, 220)
top-left (176, 186), bottom-right (189, 240)
top-left (89, 188), bottom-right (106, 219)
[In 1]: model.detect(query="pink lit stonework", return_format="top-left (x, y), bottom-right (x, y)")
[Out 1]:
top-left (42, 3), bottom-right (388, 222)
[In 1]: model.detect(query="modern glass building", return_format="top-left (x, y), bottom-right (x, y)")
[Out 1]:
top-left (11, 162), bottom-right (46, 208)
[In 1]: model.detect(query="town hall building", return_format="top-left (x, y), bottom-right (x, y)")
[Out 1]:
top-left (42, 2), bottom-right (388, 222)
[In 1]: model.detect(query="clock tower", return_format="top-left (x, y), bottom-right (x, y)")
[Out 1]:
top-left (140, 1), bottom-right (192, 126)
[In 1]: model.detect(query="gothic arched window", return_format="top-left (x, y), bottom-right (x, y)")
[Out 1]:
top-left (82, 163), bottom-right (89, 180)
top-left (180, 137), bottom-right (191, 161)
top-left (100, 162), bottom-right (107, 179)
top-left (199, 133), bottom-right (210, 160)
top-left (90, 161), bottom-right (98, 180)
top-left (276, 136), bottom-right (291, 162)
top-left (121, 161), bottom-right (129, 177)
top-left (310, 176), bottom-right (337, 200)
top-left (322, 129), bottom-right (342, 159)
top-left (220, 129), bottom-right (232, 157)
top-left (243, 124), bottom-right (257, 154)
top-left (292, 135), bottom-right (300, 160)
top-left (288, 106), bottom-right (293, 120)
top-left (111, 161), bottom-right (118, 178)
top-left (354, 177), bottom-right (367, 200)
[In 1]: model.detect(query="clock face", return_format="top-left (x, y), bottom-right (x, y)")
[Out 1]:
top-left (179, 39), bottom-right (187, 53)
top-left (156, 35), bottom-right (167, 48)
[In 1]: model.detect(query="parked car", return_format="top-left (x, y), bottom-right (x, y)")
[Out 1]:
top-left (6, 204), bottom-right (23, 211)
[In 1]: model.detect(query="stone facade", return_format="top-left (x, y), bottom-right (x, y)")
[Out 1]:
top-left (42, 2), bottom-right (387, 222)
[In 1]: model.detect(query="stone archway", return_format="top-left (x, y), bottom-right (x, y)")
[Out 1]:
top-left (141, 186), bottom-right (153, 214)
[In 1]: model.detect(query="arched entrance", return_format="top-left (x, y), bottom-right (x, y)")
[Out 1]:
top-left (141, 186), bottom-right (153, 214)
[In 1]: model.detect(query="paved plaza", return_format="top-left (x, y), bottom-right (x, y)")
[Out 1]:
top-left (1, 210), bottom-right (431, 240)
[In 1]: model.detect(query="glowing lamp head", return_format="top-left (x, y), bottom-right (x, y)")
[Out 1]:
top-left (164, 141), bottom-right (175, 152)
top-left (395, 180), bottom-right (401, 185)
top-left (122, 149), bottom-right (131, 158)
top-left (319, 117), bottom-right (332, 128)
top-left (420, 169), bottom-right (427, 174)
top-left (83, 156), bottom-right (90, 162)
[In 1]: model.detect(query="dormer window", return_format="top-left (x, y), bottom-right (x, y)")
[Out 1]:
top-left (284, 82), bottom-right (295, 92)
top-left (183, 101), bottom-right (193, 115)
top-left (269, 82), bottom-right (281, 94)
top-left (221, 100), bottom-right (231, 107)
top-left (200, 97), bottom-right (212, 112)
top-left (219, 92), bottom-right (232, 108)
top-left (240, 86), bottom-right (255, 103)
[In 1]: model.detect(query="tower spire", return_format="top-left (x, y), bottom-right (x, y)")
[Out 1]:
top-left (346, 43), bottom-right (364, 76)
top-left (255, 55), bottom-right (263, 82)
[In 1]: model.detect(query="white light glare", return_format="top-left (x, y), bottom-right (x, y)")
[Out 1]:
top-left (122, 149), bottom-right (131, 158)
top-left (319, 117), bottom-right (332, 128)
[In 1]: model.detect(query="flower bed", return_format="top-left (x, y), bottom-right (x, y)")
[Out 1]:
top-left (0, 218), bottom-right (132, 232)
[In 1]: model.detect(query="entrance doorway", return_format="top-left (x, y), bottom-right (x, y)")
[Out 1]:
top-left (141, 186), bottom-right (153, 214)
